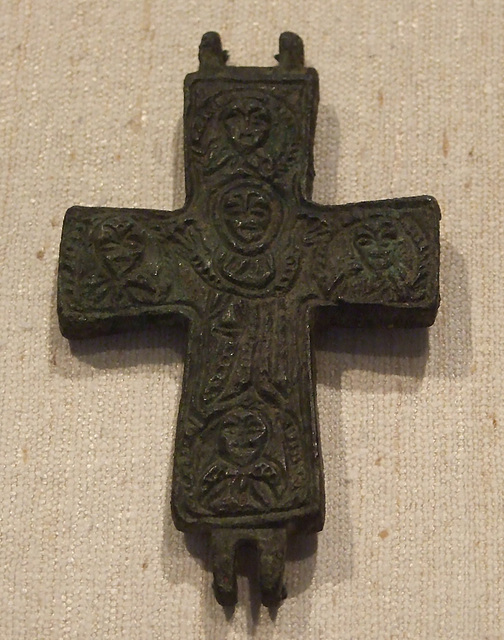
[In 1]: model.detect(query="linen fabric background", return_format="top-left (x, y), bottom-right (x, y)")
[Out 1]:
top-left (1, 1), bottom-right (503, 638)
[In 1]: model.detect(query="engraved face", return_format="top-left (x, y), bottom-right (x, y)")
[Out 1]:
top-left (218, 410), bottom-right (268, 467)
top-left (221, 189), bottom-right (272, 244)
top-left (213, 179), bottom-right (283, 254)
top-left (93, 218), bottom-right (145, 277)
top-left (189, 87), bottom-right (301, 184)
top-left (222, 98), bottom-right (272, 153)
top-left (353, 218), bottom-right (402, 272)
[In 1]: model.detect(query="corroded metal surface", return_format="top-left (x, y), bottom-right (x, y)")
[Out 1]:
top-left (58, 32), bottom-right (440, 607)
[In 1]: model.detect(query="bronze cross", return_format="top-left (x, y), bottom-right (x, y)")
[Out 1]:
top-left (58, 32), bottom-right (440, 607)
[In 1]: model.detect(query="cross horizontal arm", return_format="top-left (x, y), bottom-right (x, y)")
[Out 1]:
top-left (58, 205), bottom-right (200, 338)
top-left (300, 195), bottom-right (440, 328)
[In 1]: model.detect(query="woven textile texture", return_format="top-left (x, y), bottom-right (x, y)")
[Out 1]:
top-left (1, 1), bottom-right (503, 638)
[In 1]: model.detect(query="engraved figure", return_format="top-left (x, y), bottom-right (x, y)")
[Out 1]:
top-left (85, 215), bottom-right (170, 307)
top-left (92, 217), bottom-right (146, 276)
top-left (222, 98), bottom-right (272, 154)
top-left (200, 408), bottom-right (285, 513)
top-left (347, 215), bottom-right (425, 301)
top-left (317, 212), bottom-right (430, 304)
top-left (354, 217), bottom-right (411, 275)
top-left (217, 185), bottom-right (274, 249)
top-left (211, 179), bottom-right (285, 289)
top-left (189, 89), bottom-right (300, 182)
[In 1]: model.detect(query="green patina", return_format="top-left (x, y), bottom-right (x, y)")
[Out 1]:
top-left (58, 32), bottom-right (440, 607)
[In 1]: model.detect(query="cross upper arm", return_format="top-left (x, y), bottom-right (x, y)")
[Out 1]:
top-left (58, 206), bottom-right (201, 338)
top-left (300, 195), bottom-right (441, 328)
